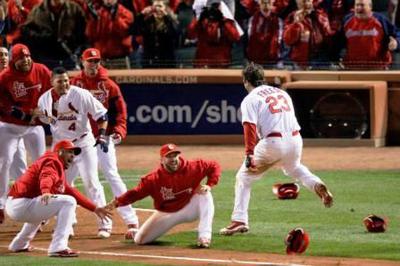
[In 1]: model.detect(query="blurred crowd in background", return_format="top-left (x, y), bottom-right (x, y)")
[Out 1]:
top-left (0, 0), bottom-right (399, 70)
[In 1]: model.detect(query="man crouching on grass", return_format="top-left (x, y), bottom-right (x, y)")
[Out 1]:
top-left (6, 140), bottom-right (112, 257)
top-left (105, 143), bottom-right (221, 248)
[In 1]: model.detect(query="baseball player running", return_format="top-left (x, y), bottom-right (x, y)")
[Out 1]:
top-left (106, 144), bottom-right (221, 248)
top-left (6, 140), bottom-right (112, 257)
top-left (71, 48), bottom-right (139, 238)
top-left (37, 67), bottom-right (112, 238)
top-left (0, 44), bottom-right (51, 223)
top-left (220, 63), bottom-right (333, 236)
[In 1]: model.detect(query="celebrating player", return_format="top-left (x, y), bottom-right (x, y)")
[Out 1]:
top-left (220, 62), bottom-right (333, 236)
top-left (105, 143), bottom-right (221, 248)
top-left (6, 140), bottom-right (112, 257)
top-left (71, 48), bottom-right (139, 239)
top-left (0, 44), bottom-right (52, 223)
top-left (37, 67), bottom-right (112, 238)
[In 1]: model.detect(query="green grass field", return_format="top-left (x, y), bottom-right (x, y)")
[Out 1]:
top-left (2, 169), bottom-right (399, 265)
top-left (112, 169), bottom-right (400, 261)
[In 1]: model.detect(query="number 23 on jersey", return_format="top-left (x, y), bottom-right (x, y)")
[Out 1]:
top-left (265, 94), bottom-right (291, 114)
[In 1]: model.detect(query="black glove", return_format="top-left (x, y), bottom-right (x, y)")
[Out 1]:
top-left (94, 128), bottom-right (109, 153)
top-left (245, 154), bottom-right (256, 169)
top-left (10, 106), bottom-right (32, 122)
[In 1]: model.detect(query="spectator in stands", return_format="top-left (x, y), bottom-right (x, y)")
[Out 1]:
top-left (176, 0), bottom-right (195, 47)
top-left (85, 0), bottom-right (134, 61)
top-left (188, 0), bottom-right (241, 68)
top-left (314, 0), bottom-right (353, 32)
top-left (340, 0), bottom-right (399, 69)
top-left (246, 0), bottom-right (285, 66)
top-left (0, 0), bottom-right (7, 44)
top-left (283, 0), bottom-right (334, 69)
top-left (133, 0), bottom-right (178, 68)
top-left (18, 0), bottom-right (86, 69)
top-left (6, 0), bottom-right (43, 45)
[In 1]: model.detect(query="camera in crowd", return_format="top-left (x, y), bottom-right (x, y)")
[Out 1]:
top-left (200, 0), bottom-right (224, 22)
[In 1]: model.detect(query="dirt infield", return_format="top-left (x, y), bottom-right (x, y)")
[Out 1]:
top-left (1, 146), bottom-right (399, 266)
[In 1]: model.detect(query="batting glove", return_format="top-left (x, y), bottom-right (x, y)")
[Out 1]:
top-left (245, 154), bottom-right (257, 172)
top-left (10, 106), bottom-right (32, 122)
top-left (94, 129), bottom-right (109, 153)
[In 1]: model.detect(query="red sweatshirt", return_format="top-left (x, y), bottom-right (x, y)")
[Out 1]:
top-left (71, 66), bottom-right (127, 138)
top-left (0, 62), bottom-right (51, 126)
top-left (8, 151), bottom-right (96, 211)
top-left (115, 157), bottom-right (221, 212)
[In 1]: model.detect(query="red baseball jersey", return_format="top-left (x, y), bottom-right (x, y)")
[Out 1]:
top-left (115, 157), bottom-right (221, 212)
top-left (71, 66), bottom-right (128, 138)
top-left (0, 62), bottom-right (51, 125)
top-left (8, 151), bottom-right (96, 211)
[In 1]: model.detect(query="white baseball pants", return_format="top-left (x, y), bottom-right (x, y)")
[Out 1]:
top-left (9, 139), bottom-right (27, 180)
top-left (135, 192), bottom-right (215, 244)
top-left (231, 134), bottom-right (324, 225)
top-left (65, 144), bottom-right (111, 230)
top-left (5, 195), bottom-right (76, 253)
top-left (97, 140), bottom-right (138, 225)
top-left (0, 123), bottom-right (45, 209)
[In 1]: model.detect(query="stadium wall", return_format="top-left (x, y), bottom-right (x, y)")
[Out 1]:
top-left (70, 69), bottom-right (397, 147)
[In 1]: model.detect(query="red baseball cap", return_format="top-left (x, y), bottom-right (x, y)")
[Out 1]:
top-left (82, 48), bottom-right (101, 61)
top-left (53, 140), bottom-right (81, 155)
top-left (160, 143), bottom-right (181, 157)
top-left (11, 43), bottom-right (31, 62)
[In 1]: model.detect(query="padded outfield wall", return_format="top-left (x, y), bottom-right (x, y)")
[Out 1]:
top-left (69, 69), bottom-right (398, 147)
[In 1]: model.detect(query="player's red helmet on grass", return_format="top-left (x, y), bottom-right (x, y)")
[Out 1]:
top-left (285, 228), bottom-right (309, 255)
top-left (363, 215), bottom-right (387, 233)
top-left (272, 183), bottom-right (300, 199)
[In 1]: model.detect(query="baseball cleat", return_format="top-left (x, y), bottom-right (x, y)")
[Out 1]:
top-left (197, 237), bottom-right (211, 248)
top-left (219, 221), bottom-right (249, 236)
top-left (48, 249), bottom-right (79, 257)
top-left (125, 224), bottom-right (139, 240)
top-left (314, 183), bottom-right (333, 208)
top-left (97, 228), bottom-right (111, 239)
top-left (15, 245), bottom-right (34, 253)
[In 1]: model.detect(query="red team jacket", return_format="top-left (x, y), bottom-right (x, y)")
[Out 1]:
top-left (283, 9), bottom-right (333, 66)
top-left (115, 157), bottom-right (221, 212)
top-left (188, 18), bottom-right (241, 68)
top-left (8, 151), bottom-right (97, 211)
top-left (85, 4), bottom-right (134, 59)
top-left (247, 11), bottom-right (283, 64)
top-left (0, 61), bottom-right (51, 126)
top-left (343, 13), bottom-right (397, 69)
top-left (71, 66), bottom-right (128, 138)
top-left (6, 0), bottom-right (43, 44)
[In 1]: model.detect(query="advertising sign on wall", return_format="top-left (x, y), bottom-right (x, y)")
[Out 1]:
top-left (120, 83), bottom-right (247, 135)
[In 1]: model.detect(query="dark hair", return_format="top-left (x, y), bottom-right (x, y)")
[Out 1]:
top-left (242, 62), bottom-right (265, 87)
top-left (52, 66), bottom-right (67, 77)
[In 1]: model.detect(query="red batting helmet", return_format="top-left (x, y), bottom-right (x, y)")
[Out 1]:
top-left (272, 183), bottom-right (300, 200)
top-left (363, 215), bottom-right (387, 233)
top-left (285, 228), bottom-right (309, 255)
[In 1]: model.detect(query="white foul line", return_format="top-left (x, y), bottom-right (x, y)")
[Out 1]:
top-left (3, 246), bottom-right (307, 266)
